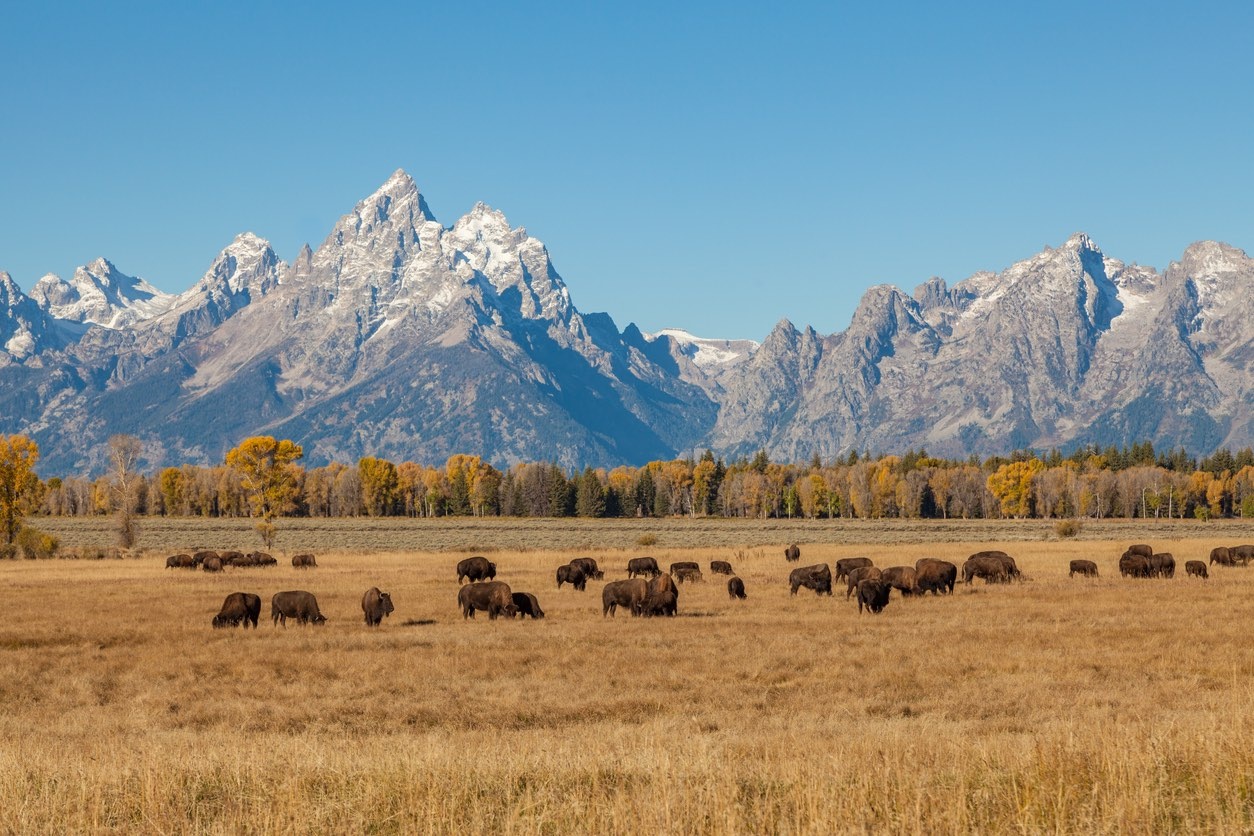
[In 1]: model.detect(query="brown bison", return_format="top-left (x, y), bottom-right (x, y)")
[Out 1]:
top-left (271, 591), bottom-right (326, 626)
top-left (456, 556), bottom-right (495, 583)
top-left (789, 563), bottom-right (832, 596)
top-left (568, 557), bottom-right (604, 579)
top-left (458, 581), bottom-right (516, 619)
top-left (845, 565), bottom-right (883, 598)
top-left (291, 553), bottom-right (317, 569)
top-left (212, 592), bottom-right (261, 628)
top-left (361, 587), bottom-right (394, 627)
top-left (602, 579), bottom-right (649, 617)
top-left (857, 579), bottom-right (891, 614)
top-left (202, 556), bottom-right (223, 573)
top-left (785, 543), bottom-right (801, 562)
top-left (1126, 544), bottom-right (1153, 558)
top-left (962, 555), bottom-right (1008, 584)
top-left (968, 550), bottom-right (1021, 581)
top-left (166, 554), bottom-right (195, 569)
top-left (727, 576), bottom-right (747, 599)
top-left (192, 550), bottom-right (218, 566)
top-left (671, 564), bottom-right (703, 584)
top-left (556, 564), bottom-right (587, 591)
top-left (880, 566), bottom-right (920, 597)
top-left (219, 550), bottom-right (246, 565)
top-left (641, 573), bottom-right (679, 617)
top-left (511, 592), bottom-right (545, 619)
top-left (627, 557), bottom-right (661, 578)
top-left (1149, 553), bottom-right (1176, 579)
top-left (915, 558), bottom-right (957, 594)
top-left (249, 552), bottom-right (276, 566)
top-left (1068, 559), bottom-right (1099, 578)
top-left (834, 557), bottom-right (873, 581)
top-left (1119, 551), bottom-right (1152, 578)
top-left (1185, 560), bottom-right (1208, 579)
top-left (1232, 545), bottom-right (1254, 565)
top-left (1210, 547), bottom-right (1235, 566)
top-left (710, 560), bottom-right (734, 575)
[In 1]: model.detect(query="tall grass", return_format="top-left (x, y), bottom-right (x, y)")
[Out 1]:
top-left (0, 535), bottom-right (1251, 832)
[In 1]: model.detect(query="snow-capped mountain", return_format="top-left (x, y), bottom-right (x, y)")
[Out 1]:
top-left (0, 169), bottom-right (1250, 474)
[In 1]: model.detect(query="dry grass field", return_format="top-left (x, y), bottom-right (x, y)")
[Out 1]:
top-left (2, 525), bottom-right (1254, 833)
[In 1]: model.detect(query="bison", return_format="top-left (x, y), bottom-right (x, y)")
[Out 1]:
top-left (220, 550), bottom-right (246, 565)
top-left (880, 566), bottom-right (920, 597)
top-left (249, 552), bottom-right (276, 566)
top-left (212, 592), bottom-right (261, 628)
top-left (602, 579), bottom-right (649, 617)
top-left (1185, 560), bottom-right (1208, 579)
top-left (857, 579), bottom-right (891, 614)
top-left (845, 565), bottom-right (883, 598)
top-left (727, 576), bottom-right (747, 599)
top-left (458, 581), bottom-right (515, 620)
top-left (968, 550), bottom-right (1020, 581)
top-left (271, 591), bottom-right (326, 627)
top-left (784, 543), bottom-right (801, 562)
top-left (291, 553), bottom-right (317, 569)
top-left (710, 560), bottom-right (734, 575)
top-left (1149, 552), bottom-right (1176, 579)
top-left (192, 550), bottom-right (218, 566)
top-left (1232, 545), bottom-right (1254, 566)
top-left (568, 557), bottom-right (604, 579)
top-left (511, 592), bottom-right (545, 619)
top-left (627, 557), bottom-right (661, 578)
top-left (915, 558), bottom-right (957, 594)
top-left (456, 556), bottom-right (496, 583)
top-left (834, 557), bottom-right (873, 582)
top-left (1068, 559), bottom-right (1099, 578)
top-left (670, 564), bottom-right (703, 584)
top-left (641, 573), bottom-right (679, 617)
top-left (202, 556), bottom-right (223, 573)
top-left (361, 587), bottom-right (394, 627)
top-left (789, 563), bottom-right (832, 596)
top-left (1119, 551), bottom-right (1152, 578)
top-left (963, 555), bottom-right (1008, 584)
top-left (166, 554), bottom-right (195, 569)
top-left (556, 564), bottom-right (587, 591)
top-left (1126, 544), bottom-right (1154, 558)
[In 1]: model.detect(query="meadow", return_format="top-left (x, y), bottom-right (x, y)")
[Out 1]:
top-left (2, 520), bottom-right (1253, 833)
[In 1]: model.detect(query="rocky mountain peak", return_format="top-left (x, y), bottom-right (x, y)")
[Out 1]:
top-left (33, 258), bottom-right (174, 329)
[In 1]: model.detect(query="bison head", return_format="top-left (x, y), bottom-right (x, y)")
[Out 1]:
top-left (312, 614), bottom-right (327, 625)
top-left (379, 592), bottom-right (395, 616)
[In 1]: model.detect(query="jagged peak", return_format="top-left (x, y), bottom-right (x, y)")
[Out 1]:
top-left (348, 168), bottom-right (436, 226)
top-left (453, 202), bottom-right (522, 239)
top-left (1176, 240), bottom-right (1249, 275)
top-left (1061, 231), bottom-right (1101, 253)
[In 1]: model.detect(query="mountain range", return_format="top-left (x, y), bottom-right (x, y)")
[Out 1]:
top-left (2, 170), bottom-right (1250, 475)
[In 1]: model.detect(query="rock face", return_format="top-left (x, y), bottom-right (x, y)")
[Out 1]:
top-left (0, 170), bottom-right (1250, 475)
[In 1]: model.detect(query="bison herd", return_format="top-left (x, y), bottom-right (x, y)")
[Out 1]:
top-left (193, 536), bottom-right (1253, 631)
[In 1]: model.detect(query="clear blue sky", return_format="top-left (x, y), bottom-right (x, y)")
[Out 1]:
top-left (2, 1), bottom-right (1251, 339)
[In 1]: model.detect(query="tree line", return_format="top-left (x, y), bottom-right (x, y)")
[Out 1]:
top-left (6, 436), bottom-right (1253, 538)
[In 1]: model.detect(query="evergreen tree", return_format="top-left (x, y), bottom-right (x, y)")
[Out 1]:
top-left (575, 467), bottom-right (606, 517)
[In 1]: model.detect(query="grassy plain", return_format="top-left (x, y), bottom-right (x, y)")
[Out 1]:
top-left (2, 520), bottom-right (1253, 833)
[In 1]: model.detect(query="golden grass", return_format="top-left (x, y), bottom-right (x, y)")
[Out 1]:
top-left (1, 534), bottom-right (1252, 833)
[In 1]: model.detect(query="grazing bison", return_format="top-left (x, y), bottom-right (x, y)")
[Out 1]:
top-left (166, 554), bottom-right (195, 569)
top-left (219, 550), bottom-right (246, 565)
top-left (789, 563), bottom-right (832, 596)
top-left (249, 552), bottom-right (276, 566)
top-left (1185, 560), bottom-right (1208, 579)
top-left (456, 556), bottom-right (496, 584)
top-left (1231, 545), bottom-right (1254, 565)
top-left (641, 573), bottom-right (679, 617)
top-left (192, 550), bottom-right (218, 567)
top-left (1149, 552), bottom-right (1176, 579)
top-left (845, 565), bottom-right (883, 598)
top-left (963, 555), bottom-right (1008, 584)
top-left (1126, 544), bottom-right (1153, 558)
top-left (361, 587), bottom-right (394, 627)
top-left (915, 558), bottom-right (957, 594)
top-left (880, 566), bottom-right (920, 597)
top-left (1210, 547), bottom-right (1235, 566)
top-left (1068, 559), bottom-right (1099, 578)
top-left (458, 581), bottom-right (516, 620)
top-left (710, 560), bottom-right (734, 575)
top-left (784, 543), bottom-right (801, 562)
top-left (202, 556), bottom-right (223, 573)
top-left (1118, 551), bottom-right (1152, 578)
top-left (568, 557), bottom-right (604, 580)
top-left (556, 564), bottom-right (588, 591)
top-left (857, 579), bottom-right (891, 614)
top-left (511, 592), bottom-right (545, 619)
top-left (602, 579), bottom-right (649, 617)
top-left (627, 557), bottom-right (661, 578)
top-left (270, 591), bottom-right (326, 627)
top-left (968, 550), bottom-right (1021, 581)
top-left (834, 557), bottom-right (873, 582)
top-left (727, 576), bottom-right (747, 599)
top-left (671, 564), bottom-right (703, 584)
top-left (212, 592), bottom-right (261, 628)
top-left (291, 553), bottom-right (317, 569)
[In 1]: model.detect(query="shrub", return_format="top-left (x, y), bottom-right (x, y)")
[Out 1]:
top-left (1054, 519), bottom-right (1083, 539)
top-left (636, 533), bottom-right (658, 547)
top-left (14, 525), bottom-right (59, 559)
